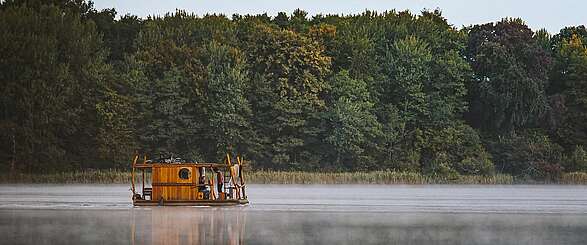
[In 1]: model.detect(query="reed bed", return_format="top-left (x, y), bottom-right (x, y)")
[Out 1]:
top-left (2, 169), bottom-right (587, 184)
top-left (0, 169), bottom-right (132, 184)
top-left (559, 172), bottom-right (587, 185)
top-left (246, 171), bottom-right (514, 185)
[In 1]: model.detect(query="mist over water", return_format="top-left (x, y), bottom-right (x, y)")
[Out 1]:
top-left (1, 184), bottom-right (586, 244)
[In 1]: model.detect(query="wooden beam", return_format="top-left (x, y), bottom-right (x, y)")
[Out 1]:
top-left (151, 183), bottom-right (207, 187)
top-left (131, 155), bottom-right (138, 195)
top-left (134, 163), bottom-right (234, 168)
top-left (142, 169), bottom-right (145, 196)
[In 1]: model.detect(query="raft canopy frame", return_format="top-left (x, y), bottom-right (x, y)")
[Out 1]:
top-left (131, 153), bottom-right (248, 206)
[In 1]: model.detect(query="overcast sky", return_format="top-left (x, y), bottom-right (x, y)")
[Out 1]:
top-left (92, 0), bottom-right (586, 33)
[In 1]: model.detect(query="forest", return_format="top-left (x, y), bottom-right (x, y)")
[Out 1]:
top-left (1, 0), bottom-right (587, 181)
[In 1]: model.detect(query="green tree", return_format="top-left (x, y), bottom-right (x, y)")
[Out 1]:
top-left (324, 13), bottom-right (382, 83)
top-left (87, 8), bottom-right (143, 64)
top-left (289, 9), bottom-right (309, 33)
top-left (95, 81), bottom-right (137, 168)
top-left (322, 71), bottom-right (381, 170)
top-left (419, 124), bottom-right (494, 177)
top-left (466, 19), bottom-right (552, 134)
top-left (0, 1), bottom-right (109, 171)
top-left (0, 0), bottom-right (95, 16)
top-left (131, 11), bottom-right (225, 160)
top-left (0, 2), bottom-right (109, 171)
top-left (377, 33), bottom-right (471, 172)
top-left (380, 36), bottom-right (431, 124)
top-left (134, 67), bottom-right (200, 159)
top-left (93, 59), bottom-right (142, 168)
top-left (485, 130), bottom-right (563, 180)
top-left (567, 145), bottom-right (587, 172)
top-left (203, 42), bottom-right (253, 159)
top-left (273, 12), bottom-right (289, 29)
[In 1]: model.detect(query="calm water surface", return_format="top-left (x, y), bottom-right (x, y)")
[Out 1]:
top-left (1, 184), bottom-right (586, 244)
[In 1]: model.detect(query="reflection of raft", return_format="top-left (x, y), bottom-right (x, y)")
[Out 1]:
top-left (131, 153), bottom-right (248, 206)
top-left (131, 207), bottom-right (247, 244)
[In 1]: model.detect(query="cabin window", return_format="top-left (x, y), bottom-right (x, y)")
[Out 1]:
top-left (179, 168), bottom-right (191, 180)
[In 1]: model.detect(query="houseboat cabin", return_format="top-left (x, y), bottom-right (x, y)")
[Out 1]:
top-left (131, 154), bottom-right (248, 206)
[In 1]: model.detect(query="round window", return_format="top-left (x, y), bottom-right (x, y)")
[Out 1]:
top-left (179, 168), bottom-right (191, 180)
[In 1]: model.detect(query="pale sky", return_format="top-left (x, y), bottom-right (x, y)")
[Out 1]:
top-left (92, 0), bottom-right (586, 33)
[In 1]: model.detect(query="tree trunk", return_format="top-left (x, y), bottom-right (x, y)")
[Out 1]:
top-left (10, 133), bottom-right (16, 173)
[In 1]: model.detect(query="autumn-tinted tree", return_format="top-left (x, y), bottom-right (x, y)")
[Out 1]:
top-left (551, 25), bottom-right (587, 50)
top-left (130, 12), bottom-right (216, 160)
top-left (241, 24), bottom-right (331, 169)
top-left (547, 32), bottom-right (587, 155)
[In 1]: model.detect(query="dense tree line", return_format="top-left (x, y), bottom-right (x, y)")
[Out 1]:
top-left (1, 1), bottom-right (586, 180)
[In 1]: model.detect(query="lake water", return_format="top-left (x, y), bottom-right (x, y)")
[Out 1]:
top-left (1, 184), bottom-right (586, 244)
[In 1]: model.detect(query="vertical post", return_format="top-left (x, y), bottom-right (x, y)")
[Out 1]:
top-left (131, 154), bottom-right (138, 197)
top-left (142, 155), bottom-right (146, 197)
top-left (142, 169), bottom-right (145, 197)
top-left (230, 165), bottom-right (240, 199)
top-left (209, 178), bottom-right (216, 200)
top-left (238, 156), bottom-right (246, 199)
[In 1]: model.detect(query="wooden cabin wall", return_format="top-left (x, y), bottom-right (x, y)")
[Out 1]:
top-left (151, 166), bottom-right (200, 201)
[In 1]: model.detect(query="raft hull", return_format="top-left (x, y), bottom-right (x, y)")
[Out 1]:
top-left (133, 199), bottom-right (249, 206)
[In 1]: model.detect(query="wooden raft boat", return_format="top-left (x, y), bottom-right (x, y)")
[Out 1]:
top-left (131, 154), bottom-right (248, 206)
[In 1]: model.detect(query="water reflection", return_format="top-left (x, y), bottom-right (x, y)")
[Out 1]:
top-left (131, 207), bottom-right (246, 245)
top-left (2, 208), bottom-right (587, 245)
top-left (2, 185), bottom-right (587, 245)
top-left (242, 212), bottom-right (587, 245)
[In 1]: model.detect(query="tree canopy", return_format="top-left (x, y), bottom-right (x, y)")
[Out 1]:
top-left (1, 1), bottom-right (586, 180)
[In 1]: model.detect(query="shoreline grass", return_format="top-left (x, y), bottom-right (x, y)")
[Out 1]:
top-left (0, 169), bottom-right (131, 184)
top-left (2, 169), bottom-right (587, 185)
top-left (246, 171), bottom-right (515, 185)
